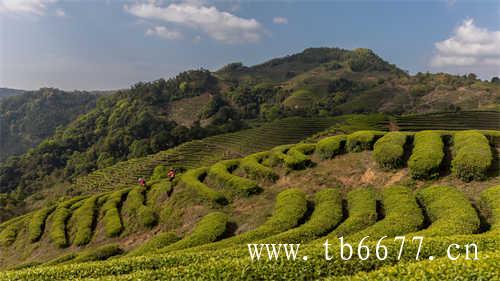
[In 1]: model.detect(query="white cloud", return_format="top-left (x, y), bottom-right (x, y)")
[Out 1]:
top-left (124, 2), bottom-right (264, 44)
top-left (55, 7), bottom-right (65, 17)
top-left (146, 26), bottom-right (183, 40)
top-left (273, 16), bottom-right (288, 25)
top-left (431, 18), bottom-right (500, 67)
top-left (0, 0), bottom-right (57, 15)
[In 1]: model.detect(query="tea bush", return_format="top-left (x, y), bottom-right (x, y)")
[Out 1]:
top-left (372, 132), bottom-right (408, 169)
top-left (316, 135), bottom-right (346, 160)
top-left (180, 167), bottom-right (227, 204)
top-left (208, 160), bottom-right (260, 196)
top-left (451, 131), bottom-right (492, 181)
top-left (408, 131), bottom-right (444, 179)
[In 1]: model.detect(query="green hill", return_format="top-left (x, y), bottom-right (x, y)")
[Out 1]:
top-left (0, 127), bottom-right (498, 273)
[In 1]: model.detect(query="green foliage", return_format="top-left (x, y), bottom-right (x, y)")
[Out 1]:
top-left (316, 135), bottom-right (346, 160)
top-left (373, 132), bottom-right (408, 169)
top-left (324, 188), bottom-right (377, 239)
top-left (208, 159), bottom-right (260, 196)
top-left (150, 165), bottom-right (168, 181)
top-left (0, 220), bottom-right (24, 247)
top-left (0, 88), bottom-right (97, 162)
top-left (28, 205), bottom-right (56, 243)
top-left (413, 186), bottom-right (479, 236)
top-left (285, 143), bottom-right (316, 169)
top-left (349, 186), bottom-right (423, 240)
top-left (126, 232), bottom-right (180, 257)
top-left (193, 188), bottom-right (307, 251)
top-left (479, 185), bottom-right (500, 232)
top-left (72, 195), bottom-right (99, 246)
top-left (73, 244), bottom-right (124, 263)
top-left (122, 186), bottom-right (157, 229)
top-left (49, 197), bottom-right (86, 248)
top-left (240, 151), bottom-right (278, 181)
top-left (258, 188), bottom-right (342, 244)
top-left (159, 212), bottom-right (229, 253)
top-left (340, 250), bottom-right (500, 281)
top-left (346, 130), bottom-right (385, 152)
top-left (451, 131), bottom-right (492, 181)
top-left (180, 167), bottom-right (227, 204)
top-left (408, 131), bottom-right (444, 179)
top-left (146, 181), bottom-right (172, 207)
top-left (102, 189), bottom-right (130, 237)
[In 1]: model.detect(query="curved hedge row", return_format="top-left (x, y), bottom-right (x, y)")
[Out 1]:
top-left (208, 160), bottom-right (260, 196)
top-left (316, 135), bottom-right (346, 160)
top-left (324, 188), bottom-right (377, 239)
top-left (479, 185), bottom-right (500, 232)
top-left (257, 188), bottom-right (343, 244)
top-left (372, 132), bottom-right (408, 169)
top-left (284, 143), bottom-right (316, 169)
top-left (0, 219), bottom-right (25, 247)
top-left (146, 181), bottom-right (172, 207)
top-left (122, 186), bottom-right (157, 228)
top-left (408, 131), bottom-right (444, 179)
top-left (240, 152), bottom-right (278, 181)
top-left (451, 131), bottom-right (492, 181)
top-left (413, 186), bottom-right (479, 236)
top-left (72, 195), bottom-right (100, 246)
top-left (73, 244), bottom-right (124, 263)
top-left (349, 186), bottom-right (423, 240)
top-left (28, 206), bottom-right (56, 243)
top-left (193, 188), bottom-right (308, 251)
top-left (49, 196), bottom-right (87, 248)
top-left (102, 188), bottom-right (130, 238)
top-left (126, 232), bottom-right (180, 257)
top-left (159, 212), bottom-right (229, 253)
top-left (346, 131), bottom-right (385, 152)
top-left (180, 167), bottom-right (227, 205)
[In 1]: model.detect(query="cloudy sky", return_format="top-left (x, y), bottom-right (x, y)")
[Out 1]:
top-left (0, 0), bottom-right (499, 90)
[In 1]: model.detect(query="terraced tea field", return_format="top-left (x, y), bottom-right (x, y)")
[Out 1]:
top-left (0, 128), bottom-right (499, 280)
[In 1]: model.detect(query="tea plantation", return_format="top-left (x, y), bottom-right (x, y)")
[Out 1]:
top-left (0, 127), bottom-right (499, 280)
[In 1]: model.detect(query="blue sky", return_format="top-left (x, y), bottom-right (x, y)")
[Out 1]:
top-left (1, 0), bottom-right (499, 90)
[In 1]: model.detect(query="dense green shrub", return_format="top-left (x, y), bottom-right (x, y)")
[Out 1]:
top-left (208, 160), bottom-right (260, 196)
top-left (413, 185), bottom-right (479, 236)
top-left (263, 144), bottom-right (289, 166)
top-left (180, 167), bottom-right (227, 204)
top-left (28, 205), bottom-right (56, 243)
top-left (102, 189), bottom-right (130, 237)
top-left (258, 188), bottom-right (342, 244)
top-left (50, 197), bottom-right (86, 248)
top-left (73, 195), bottom-right (99, 246)
top-left (346, 130), bottom-right (385, 152)
top-left (240, 152), bottom-right (278, 181)
top-left (349, 186), bottom-right (423, 240)
top-left (150, 165), bottom-right (168, 181)
top-left (284, 143), bottom-right (316, 169)
top-left (0, 220), bottom-right (24, 247)
top-left (479, 185), bottom-right (500, 232)
top-left (123, 186), bottom-right (157, 228)
top-left (192, 188), bottom-right (307, 251)
top-left (408, 131), bottom-right (444, 179)
top-left (73, 244), bottom-right (124, 263)
top-left (373, 132), bottom-right (408, 169)
top-left (316, 135), bottom-right (346, 160)
top-left (451, 131), bottom-right (492, 181)
top-left (127, 232), bottom-right (180, 257)
top-left (160, 212), bottom-right (229, 252)
top-left (324, 187), bottom-right (377, 239)
top-left (340, 250), bottom-right (500, 281)
top-left (44, 253), bottom-right (77, 266)
top-left (146, 181), bottom-right (172, 207)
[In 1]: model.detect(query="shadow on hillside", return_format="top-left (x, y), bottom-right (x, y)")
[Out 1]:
top-left (487, 146), bottom-right (499, 178)
top-left (439, 135), bottom-right (453, 177)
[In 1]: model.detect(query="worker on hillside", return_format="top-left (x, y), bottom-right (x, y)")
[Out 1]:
top-left (167, 168), bottom-right (176, 182)
top-left (138, 177), bottom-right (146, 186)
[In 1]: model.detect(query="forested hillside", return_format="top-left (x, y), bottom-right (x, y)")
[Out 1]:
top-left (0, 88), bottom-right (98, 162)
top-left (0, 47), bottom-right (498, 224)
